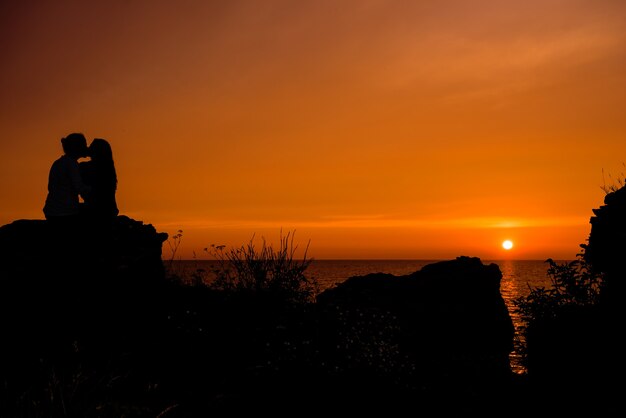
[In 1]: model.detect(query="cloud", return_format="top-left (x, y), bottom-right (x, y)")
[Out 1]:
top-left (156, 214), bottom-right (587, 230)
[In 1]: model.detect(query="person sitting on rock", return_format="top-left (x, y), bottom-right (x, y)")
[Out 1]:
top-left (79, 138), bottom-right (119, 223)
top-left (43, 133), bottom-right (91, 225)
top-left (79, 138), bottom-right (119, 262)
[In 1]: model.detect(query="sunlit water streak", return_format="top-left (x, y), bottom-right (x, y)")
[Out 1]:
top-left (169, 259), bottom-right (559, 374)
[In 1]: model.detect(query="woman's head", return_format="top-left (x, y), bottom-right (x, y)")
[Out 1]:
top-left (88, 138), bottom-right (117, 189)
top-left (61, 133), bottom-right (88, 158)
top-left (88, 138), bottom-right (114, 162)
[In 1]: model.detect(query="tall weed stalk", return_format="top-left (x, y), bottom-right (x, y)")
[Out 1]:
top-left (208, 231), bottom-right (318, 304)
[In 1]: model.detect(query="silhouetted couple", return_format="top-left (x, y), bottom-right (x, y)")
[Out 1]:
top-left (43, 133), bottom-right (118, 260)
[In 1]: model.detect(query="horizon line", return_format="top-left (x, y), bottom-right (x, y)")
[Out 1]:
top-left (166, 257), bottom-right (571, 262)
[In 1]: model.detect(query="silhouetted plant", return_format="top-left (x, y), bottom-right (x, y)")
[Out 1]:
top-left (511, 254), bottom-right (605, 372)
top-left (601, 164), bottom-right (626, 194)
top-left (207, 231), bottom-right (318, 304)
top-left (188, 250), bottom-right (208, 287)
top-left (164, 229), bottom-right (209, 285)
top-left (513, 255), bottom-right (604, 324)
top-left (4, 341), bottom-right (163, 418)
top-left (165, 229), bottom-right (184, 272)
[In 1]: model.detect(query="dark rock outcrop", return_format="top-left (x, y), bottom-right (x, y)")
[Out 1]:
top-left (0, 215), bottom-right (168, 282)
top-left (0, 215), bottom-right (169, 349)
top-left (0, 221), bottom-right (522, 414)
top-left (522, 187), bottom-right (626, 415)
top-left (316, 256), bottom-right (515, 399)
top-left (0, 216), bottom-right (171, 416)
top-left (583, 185), bottom-right (626, 300)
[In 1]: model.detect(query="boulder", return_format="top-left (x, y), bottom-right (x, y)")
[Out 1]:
top-left (583, 184), bottom-right (626, 299)
top-left (522, 187), bottom-right (626, 414)
top-left (0, 215), bottom-right (168, 282)
top-left (0, 215), bottom-right (169, 357)
top-left (316, 256), bottom-right (515, 394)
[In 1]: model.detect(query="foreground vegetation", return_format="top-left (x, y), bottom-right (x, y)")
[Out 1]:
top-left (1, 234), bottom-right (522, 416)
top-left (513, 255), bottom-right (604, 330)
top-left (2, 194), bottom-right (623, 417)
top-left (512, 254), bottom-right (605, 369)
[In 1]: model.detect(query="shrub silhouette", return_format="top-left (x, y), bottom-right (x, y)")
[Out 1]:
top-left (513, 255), bottom-right (604, 325)
top-left (207, 231), bottom-right (319, 305)
top-left (512, 254), bottom-right (604, 366)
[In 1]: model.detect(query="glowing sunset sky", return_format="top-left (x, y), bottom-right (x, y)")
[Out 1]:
top-left (1, 0), bottom-right (625, 259)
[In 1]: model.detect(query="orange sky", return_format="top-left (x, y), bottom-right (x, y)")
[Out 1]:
top-left (1, 0), bottom-right (625, 260)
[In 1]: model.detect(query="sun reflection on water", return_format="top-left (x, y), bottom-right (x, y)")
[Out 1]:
top-left (494, 259), bottom-right (553, 374)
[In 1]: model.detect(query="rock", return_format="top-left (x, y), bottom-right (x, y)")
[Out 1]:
top-left (0, 216), bottom-right (171, 415)
top-left (583, 184), bottom-right (626, 299)
top-left (524, 187), bottom-right (626, 414)
top-left (316, 256), bottom-right (514, 393)
top-left (0, 215), bottom-right (169, 359)
top-left (0, 215), bottom-right (168, 283)
top-left (0, 215), bottom-right (169, 343)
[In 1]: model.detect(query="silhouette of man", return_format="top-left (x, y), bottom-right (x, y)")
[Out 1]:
top-left (43, 133), bottom-right (91, 226)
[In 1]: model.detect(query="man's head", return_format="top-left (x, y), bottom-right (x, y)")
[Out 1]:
top-left (61, 133), bottom-right (88, 158)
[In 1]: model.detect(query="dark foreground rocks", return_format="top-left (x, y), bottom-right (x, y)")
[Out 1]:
top-left (522, 186), bottom-right (626, 416)
top-left (0, 218), bottom-right (525, 416)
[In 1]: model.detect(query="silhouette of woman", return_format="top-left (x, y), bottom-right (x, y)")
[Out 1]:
top-left (80, 138), bottom-right (119, 222)
top-left (43, 133), bottom-right (91, 224)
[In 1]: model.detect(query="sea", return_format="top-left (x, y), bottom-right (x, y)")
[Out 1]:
top-left (166, 258), bottom-right (562, 374)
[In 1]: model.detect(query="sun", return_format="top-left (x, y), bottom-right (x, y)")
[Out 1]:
top-left (502, 240), bottom-right (514, 250)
